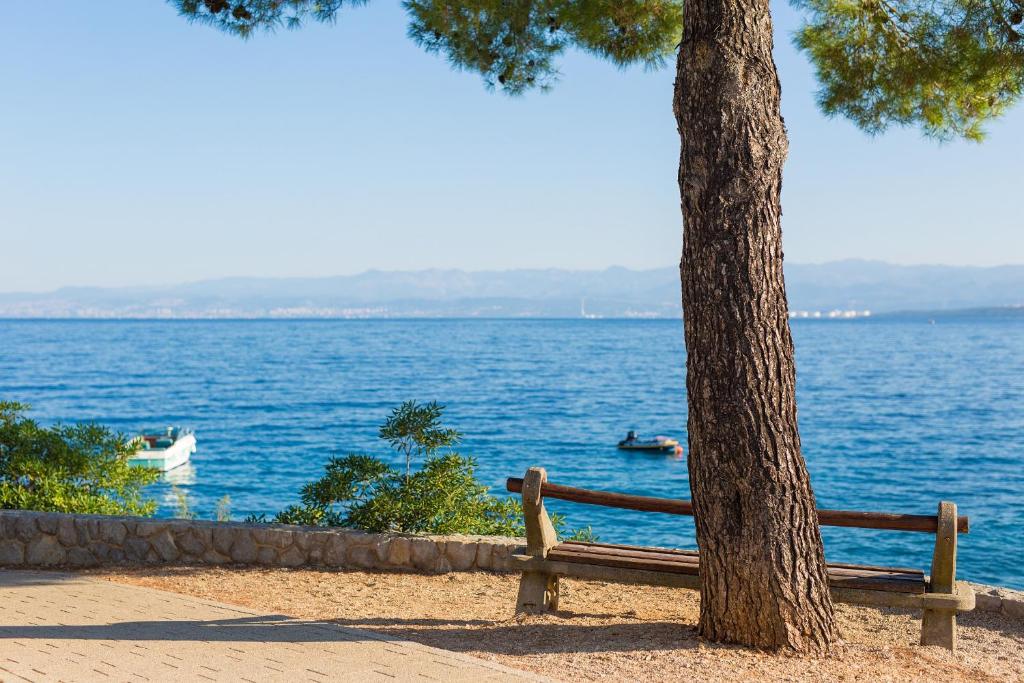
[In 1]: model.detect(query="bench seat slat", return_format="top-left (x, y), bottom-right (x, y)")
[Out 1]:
top-left (559, 540), bottom-right (701, 558)
top-left (547, 542), bottom-right (926, 594)
top-left (825, 559), bottom-right (925, 576)
top-left (552, 549), bottom-right (699, 566)
top-left (828, 573), bottom-right (924, 593)
top-left (555, 542), bottom-right (925, 578)
top-left (558, 542), bottom-right (700, 563)
top-left (548, 548), bottom-right (700, 575)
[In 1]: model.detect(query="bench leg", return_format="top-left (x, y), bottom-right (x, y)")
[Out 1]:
top-left (921, 608), bottom-right (956, 651)
top-left (921, 503), bottom-right (958, 651)
top-left (516, 572), bottom-right (559, 614)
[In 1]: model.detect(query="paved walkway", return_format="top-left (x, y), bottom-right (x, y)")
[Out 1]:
top-left (0, 570), bottom-right (548, 683)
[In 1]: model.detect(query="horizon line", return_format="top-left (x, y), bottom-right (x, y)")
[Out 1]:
top-left (5, 258), bottom-right (1024, 296)
top-left (1, 306), bottom-right (1020, 322)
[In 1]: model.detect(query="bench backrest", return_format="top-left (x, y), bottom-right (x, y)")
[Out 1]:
top-left (508, 467), bottom-right (966, 599)
top-left (506, 475), bottom-right (969, 533)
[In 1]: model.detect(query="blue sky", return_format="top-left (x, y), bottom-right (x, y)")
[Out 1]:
top-left (2, 1), bottom-right (1022, 292)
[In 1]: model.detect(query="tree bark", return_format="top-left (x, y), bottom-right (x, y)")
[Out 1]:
top-left (674, 0), bottom-right (839, 652)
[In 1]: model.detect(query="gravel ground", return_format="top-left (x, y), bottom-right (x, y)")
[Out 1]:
top-left (85, 566), bottom-right (1024, 682)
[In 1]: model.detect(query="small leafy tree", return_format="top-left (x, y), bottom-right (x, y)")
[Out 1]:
top-left (269, 402), bottom-right (591, 539)
top-left (0, 401), bottom-right (158, 516)
top-left (278, 452), bottom-right (524, 535)
top-left (379, 400), bottom-right (460, 481)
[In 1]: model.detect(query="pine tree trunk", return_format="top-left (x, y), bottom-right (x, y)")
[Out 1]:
top-left (674, 0), bottom-right (839, 652)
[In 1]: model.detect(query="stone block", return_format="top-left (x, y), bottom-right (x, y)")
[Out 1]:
top-left (293, 530), bottom-right (313, 552)
top-left (66, 547), bottom-right (96, 567)
top-left (324, 535), bottom-right (347, 566)
top-left (26, 535), bottom-right (66, 566)
top-left (101, 521), bottom-right (128, 546)
top-left (124, 537), bottom-right (152, 562)
top-left (975, 592), bottom-right (1002, 612)
top-left (201, 549), bottom-right (230, 565)
top-left (193, 525), bottom-right (213, 547)
top-left (487, 542), bottom-right (516, 571)
top-left (268, 529), bottom-right (294, 549)
top-left (212, 526), bottom-right (235, 555)
top-left (230, 532), bottom-right (258, 564)
top-left (134, 521), bottom-right (166, 538)
top-left (257, 546), bottom-right (277, 565)
top-left (150, 529), bottom-right (180, 562)
top-left (444, 540), bottom-right (477, 571)
top-left (278, 545), bottom-right (306, 567)
top-left (175, 529), bottom-right (206, 557)
top-left (409, 538), bottom-right (440, 572)
top-left (35, 513), bottom-right (59, 535)
top-left (307, 528), bottom-right (331, 548)
top-left (345, 531), bottom-right (380, 553)
top-left (166, 519), bottom-right (194, 535)
top-left (368, 538), bottom-right (390, 564)
top-left (85, 519), bottom-right (102, 540)
top-left (387, 537), bottom-right (411, 567)
top-left (253, 527), bottom-right (293, 548)
top-left (300, 531), bottom-right (331, 556)
top-left (91, 542), bottom-right (114, 561)
top-left (347, 545), bottom-right (377, 569)
top-left (1003, 597), bottom-right (1024, 620)
top-left (57, 518), bottom-right (78, 547)
top-left (15, 515), bottom-right (38, 542)
top-left (0, 539), bottom-right (25, 565)
top-left (474, 542), bottom-right (493, 570)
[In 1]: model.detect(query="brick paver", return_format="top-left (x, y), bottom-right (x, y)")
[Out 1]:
top-left (0, 570), bottom-right (548, 683)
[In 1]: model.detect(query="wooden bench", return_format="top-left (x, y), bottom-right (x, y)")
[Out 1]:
top-left (506, 467), bottom-right (975, 651)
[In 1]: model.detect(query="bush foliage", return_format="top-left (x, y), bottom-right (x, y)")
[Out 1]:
top-left (274, 452), bottom-right (525, 535)
top-left (265, 401), bottom-right (593, 540)
top-left (0, 401), bottom-right (158, 516)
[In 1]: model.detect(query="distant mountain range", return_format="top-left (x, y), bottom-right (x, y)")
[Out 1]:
top-left (1, 260), bottom-right (1022, 318)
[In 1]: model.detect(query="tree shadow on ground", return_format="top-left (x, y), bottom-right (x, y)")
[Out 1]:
top-left (327, 616), bottom-right (705, 655)
top-left (0, 614), bottom-right (711, 655)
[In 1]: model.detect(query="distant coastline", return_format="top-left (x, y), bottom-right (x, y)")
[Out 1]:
top-left (1, 261), bottom-right (1022, 319)
top-left (1, 306), bottom-right (1021, 321)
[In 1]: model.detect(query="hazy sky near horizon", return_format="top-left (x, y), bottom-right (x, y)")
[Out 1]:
top-left (2, 2), bottom-right (1022, 292)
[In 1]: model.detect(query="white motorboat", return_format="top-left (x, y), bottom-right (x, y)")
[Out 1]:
top-left (128, 426), bottom-right (196, 472)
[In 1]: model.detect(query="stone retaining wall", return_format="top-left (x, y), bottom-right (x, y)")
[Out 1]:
top-left (1, 510), bottom-right (1022, 620)
top-left (0, 510), bottom-right (520, 574)
top-left (969, 583), bottom-right (1024, 620)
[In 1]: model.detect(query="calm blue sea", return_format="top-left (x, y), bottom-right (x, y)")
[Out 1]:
top-left (0, 317), bottom-right (1021, 589)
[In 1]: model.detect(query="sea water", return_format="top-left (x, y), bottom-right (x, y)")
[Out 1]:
top-left (1, 316), bottom-right (1021, 589)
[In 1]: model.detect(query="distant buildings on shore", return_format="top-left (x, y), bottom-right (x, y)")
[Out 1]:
top-left (788, 310), bottom-right (872, 319)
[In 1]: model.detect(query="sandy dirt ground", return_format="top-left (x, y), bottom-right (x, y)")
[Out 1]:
top-left (83, 566), bottom-right (1024, 682)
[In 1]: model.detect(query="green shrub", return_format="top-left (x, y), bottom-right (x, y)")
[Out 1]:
top-left (0, 401), bottom-right (158, 516)
top-left (279, 452), bottom-right (524, 535)
top-left (265, 401), bottom-right (594, 540)
top-left (379, 400), bottom-right (460, 481)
